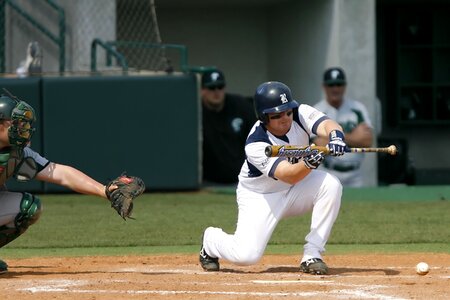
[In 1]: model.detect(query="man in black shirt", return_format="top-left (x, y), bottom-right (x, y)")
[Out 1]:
top-left (201, 69), bottom-right (256, 184)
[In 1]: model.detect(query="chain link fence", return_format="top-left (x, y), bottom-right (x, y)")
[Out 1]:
top-left (1, 0), bottom-right (174, 76)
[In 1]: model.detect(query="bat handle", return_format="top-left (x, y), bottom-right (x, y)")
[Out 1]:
top-left (265, 146), bottom-right (273, 157)
top-left (311, 145), bottom-right (330, 154)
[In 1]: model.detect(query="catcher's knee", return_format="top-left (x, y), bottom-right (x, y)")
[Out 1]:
top-left (0, 193), bottom-right (42, 248)
top-left (16, 193), bottom-right (43, 230)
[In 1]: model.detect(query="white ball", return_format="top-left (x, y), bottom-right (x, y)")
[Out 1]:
top-left (416, 262), bottom-right (429, 275)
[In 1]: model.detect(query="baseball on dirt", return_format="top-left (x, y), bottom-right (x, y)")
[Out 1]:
top-left (416, 262), bottom-right (429, 275)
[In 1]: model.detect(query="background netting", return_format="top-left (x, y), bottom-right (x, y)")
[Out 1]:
top-left (114, 0), bottom-right (171, 72)
top-left (2, 0), bottom-right (172, 75)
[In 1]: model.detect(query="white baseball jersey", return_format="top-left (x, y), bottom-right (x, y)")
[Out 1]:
top-left (314, 98), bottom-right (372, 186)
top-left (238, 104), bottom-right (328, 193)
top-left (203, 104), bottom-right (343, 266)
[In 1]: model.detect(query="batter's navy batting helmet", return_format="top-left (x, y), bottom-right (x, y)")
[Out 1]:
top-left (254, 81), bottom-right (299, 123)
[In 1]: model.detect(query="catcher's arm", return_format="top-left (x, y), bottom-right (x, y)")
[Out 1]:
top-left (36, 164), bottom-right (146, 220)
top-left (36, 163), bottom-right (108, 198)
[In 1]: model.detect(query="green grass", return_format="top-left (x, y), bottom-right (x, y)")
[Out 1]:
top-left (2, 243), bottom-right (448, 259)
top-left (2, 189), bottom-right (449, 258)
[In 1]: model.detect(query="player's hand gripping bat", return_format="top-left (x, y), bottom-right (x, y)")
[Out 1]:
top-left (265, 144), bottom-right (398, 158)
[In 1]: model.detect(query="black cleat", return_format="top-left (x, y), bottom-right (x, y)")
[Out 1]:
top-left (0, 259), bottom-right (8, 274)
top-left (199, 247), bottom-right (220, 271)
top-left (300, 258), bottom-right (328, 275)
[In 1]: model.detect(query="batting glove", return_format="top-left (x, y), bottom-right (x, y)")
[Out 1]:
top-left (303, 151), bottom-right (325, 169)
top-left (327, 130), bottom-right (348, 156)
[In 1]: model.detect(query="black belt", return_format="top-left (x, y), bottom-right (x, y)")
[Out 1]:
top-left (323, 161), bottom-right (359, 172)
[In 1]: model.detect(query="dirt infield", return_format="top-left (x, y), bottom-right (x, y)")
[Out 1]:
top-left (1, 253), bottom-right (449, 299)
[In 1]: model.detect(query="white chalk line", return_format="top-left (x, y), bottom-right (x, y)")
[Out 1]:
top-left (12, 262), bottom-right (449, 300)
top-left (118, 267), bottom-right (195, 274)
top-left (252, 279), bottom-right (334, 284)
top-left (18, 286), bottom-right (408, 300)
top-left (14, 278), bottom-right (409, 300)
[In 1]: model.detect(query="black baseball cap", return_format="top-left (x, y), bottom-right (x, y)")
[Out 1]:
top-left (323, 67), bottom-right (346, 85)
top-left (201, 69), bottom-right (226, 88)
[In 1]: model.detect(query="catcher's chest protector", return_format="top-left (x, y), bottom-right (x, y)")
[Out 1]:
top-left (0, 148), bottom-right (22, 186)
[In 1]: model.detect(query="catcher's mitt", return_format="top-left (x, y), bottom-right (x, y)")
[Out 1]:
top-left (105, 173), bottom-right (145, 220)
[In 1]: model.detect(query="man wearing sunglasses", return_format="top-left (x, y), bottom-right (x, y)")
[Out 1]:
top-left (200, 81), bottom-right (346, 275)
top-left (201, 69), bottom-right (256, 184)
top-left (313, 67), bottom-right (373, 187)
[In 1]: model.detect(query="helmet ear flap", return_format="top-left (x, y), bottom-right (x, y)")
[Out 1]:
top-left (254, 105), bottom-right (269, 124)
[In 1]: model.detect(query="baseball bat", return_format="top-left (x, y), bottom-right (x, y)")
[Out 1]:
top-left (265, 144), bottom-right (397, 158)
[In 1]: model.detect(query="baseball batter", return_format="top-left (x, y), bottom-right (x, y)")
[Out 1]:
top-left (313, 67), bottom-right (373, 187)
top-left (200, 81), bottom-right (346, 275)
top-left (0, 91), bottom-right (144, 274)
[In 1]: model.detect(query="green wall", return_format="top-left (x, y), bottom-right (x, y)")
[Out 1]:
top-left (0, 74), bottom-right (200, 192)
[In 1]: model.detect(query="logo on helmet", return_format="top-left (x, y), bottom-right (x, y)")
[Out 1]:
top-left (210, 72), bottom-right (220, 81)
top-left (331, 70), bottom-right (340, 79)
top-left (280, 93), bottom-right (288, 104)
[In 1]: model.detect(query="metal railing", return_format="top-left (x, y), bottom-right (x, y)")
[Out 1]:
top-left (104, 40), bottom-right (188, 72)
top-left (0, 0), bottom-right (65, 73)
top-left (90, 39), bottom-right (219, 75)
top-left (90, 38), bottom-right (128, 73)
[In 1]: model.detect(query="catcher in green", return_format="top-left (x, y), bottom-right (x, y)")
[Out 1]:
top-left (0, 91), bottom-right (145, 274)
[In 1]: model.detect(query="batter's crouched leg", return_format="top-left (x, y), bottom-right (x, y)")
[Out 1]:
top-left (0, 193), bottom-right (43, 274)
top-left (301, 173), bottom-right (342, 275)
top-left (200, 227), bottom-right (265, 271)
